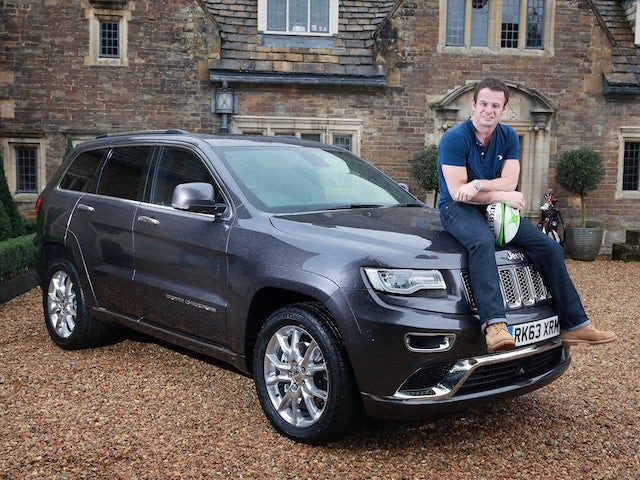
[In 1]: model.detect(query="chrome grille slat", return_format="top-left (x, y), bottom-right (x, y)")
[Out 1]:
top-left (461, 265), bottom-right (549, 312)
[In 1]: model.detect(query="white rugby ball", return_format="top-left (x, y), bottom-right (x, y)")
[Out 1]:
top-left (486, 202), bottom-right (520, 246)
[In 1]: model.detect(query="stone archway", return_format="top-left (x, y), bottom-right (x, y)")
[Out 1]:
top-left (431, 81), bottom-right (556, 218)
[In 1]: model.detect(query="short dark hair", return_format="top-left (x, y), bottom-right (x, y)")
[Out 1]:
top-left (473, 77), bottom-right (510, 105)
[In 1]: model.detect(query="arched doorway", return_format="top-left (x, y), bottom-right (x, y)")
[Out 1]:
top-left (431, 80), bottom-right (556, 218)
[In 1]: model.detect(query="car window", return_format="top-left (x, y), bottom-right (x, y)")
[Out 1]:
top-left (217, 145), bottom-right (416, 212)
top-left (97, 146), bottom-right (152, 201)
top-left (149, 146), bottom-right (217, 206)
top-left (59, 148), bottom-right (107, 192)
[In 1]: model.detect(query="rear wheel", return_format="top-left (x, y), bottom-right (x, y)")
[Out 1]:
top-left (253, 303), bottom-right (362, 444)
top-left (43, 259), bottom-right (108, 349)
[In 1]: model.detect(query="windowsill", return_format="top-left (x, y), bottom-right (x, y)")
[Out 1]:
top-left (259, 34), bottom-right (336, 49)
top-left (13, 192), bottom-right (39, 202)
top-left (615, 190), bottom-right (640, 200)
top-left (438, 45), bottom-right (553, 56)
top-left (85, 57), bottom-right (129, 67)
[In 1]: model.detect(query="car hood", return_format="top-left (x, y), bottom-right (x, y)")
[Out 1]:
top-left (269, 206), bottom-right (467, 269)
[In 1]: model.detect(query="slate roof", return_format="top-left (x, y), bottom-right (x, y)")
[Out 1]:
top-left (202, 0), bottom-right (399, 87)
top-left (589, 0), bottom-right (640, 95)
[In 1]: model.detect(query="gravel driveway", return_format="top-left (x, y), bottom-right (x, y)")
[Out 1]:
top-left (1, 258), bottom-right (638, 479)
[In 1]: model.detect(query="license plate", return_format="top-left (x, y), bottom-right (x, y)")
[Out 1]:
top-left (508, 316), bottom-right (560, 347)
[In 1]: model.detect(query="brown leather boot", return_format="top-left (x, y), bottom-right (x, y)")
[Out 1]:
top-left (485, 322), bottom-right (516, 352)
top-left (561, 324), bottom-right (617, 346)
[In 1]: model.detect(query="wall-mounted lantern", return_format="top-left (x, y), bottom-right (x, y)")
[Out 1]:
top-left (211, 81), bottom-right (238, 134)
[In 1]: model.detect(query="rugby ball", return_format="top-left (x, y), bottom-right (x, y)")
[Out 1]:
top-left (486, 202), bottom-right (520, 246)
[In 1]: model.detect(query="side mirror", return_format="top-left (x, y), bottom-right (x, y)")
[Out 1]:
top-left (171, 182), bottom-right (227, 215)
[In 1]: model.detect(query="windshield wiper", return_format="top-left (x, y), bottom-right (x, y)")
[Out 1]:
top-left (323, 203), bottom-right (385, 211)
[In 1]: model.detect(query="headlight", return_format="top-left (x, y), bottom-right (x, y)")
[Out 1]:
top-left (364, 268), bottom-right (446, 294)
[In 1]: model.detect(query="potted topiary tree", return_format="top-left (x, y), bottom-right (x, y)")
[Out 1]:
top-left (555, 147), bottom-right (606, 261)
top-left (410, 145), bottom-right (439, 207)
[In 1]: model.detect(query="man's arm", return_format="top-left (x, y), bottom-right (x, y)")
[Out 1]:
top-left (442, 159), bottom-right (526, 210)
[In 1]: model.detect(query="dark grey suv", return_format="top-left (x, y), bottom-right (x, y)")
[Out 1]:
top-left (35, 130), bottom-right (570, 444)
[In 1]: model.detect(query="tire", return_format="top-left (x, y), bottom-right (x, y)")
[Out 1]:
top-left (253, 303), bottom-right (363, 444)
top-left (42, 259), bottom-right (108, 350)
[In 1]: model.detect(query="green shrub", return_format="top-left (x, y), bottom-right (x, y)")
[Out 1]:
top-left (23, 218), bottom-right (38, 235)
top-left (410, 145), bottom-right (439, 207)
top-left (0, 233), bottom-right (37, 281)
top-left (0, 203), bottom-right (11, 241)
top-left (0, 159), bottom-right (25, 237)
top-left (555, 148), bottom-right (605, 227)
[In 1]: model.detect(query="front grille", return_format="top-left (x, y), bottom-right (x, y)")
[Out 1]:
top-left (461, 265), bottom-right (549, 311)
top-left (455, 347), bottom-right (563, 396)
top-left (396, 346), bottom-right (564, 397)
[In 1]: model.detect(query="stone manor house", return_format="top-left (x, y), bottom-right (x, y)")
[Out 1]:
top-left (2, 0), bottom-right (640, 252)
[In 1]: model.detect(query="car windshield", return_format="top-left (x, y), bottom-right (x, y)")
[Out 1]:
top-left (215, 144), bottom-right (420, 213)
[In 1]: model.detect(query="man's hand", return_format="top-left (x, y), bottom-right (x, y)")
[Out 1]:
top-left (454, 181), bottom-right (480, 203)
top-left (503, 191), bottom-right (526, 211)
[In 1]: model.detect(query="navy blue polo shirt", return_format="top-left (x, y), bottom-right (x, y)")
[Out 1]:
top-left (437, 118), bottom-right (519, 209)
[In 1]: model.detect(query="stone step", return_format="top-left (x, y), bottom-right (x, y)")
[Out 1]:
top-left (611, 242), bottom-right (640, 261)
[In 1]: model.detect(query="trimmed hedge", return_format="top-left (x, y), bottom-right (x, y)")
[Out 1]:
top-left (0, 233), bottom-right (36, 281)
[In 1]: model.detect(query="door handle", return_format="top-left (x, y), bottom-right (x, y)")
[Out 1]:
top-left (137, 215), bottom-right (159, 225)
top-left (76, 203), bottom-right (95, 212)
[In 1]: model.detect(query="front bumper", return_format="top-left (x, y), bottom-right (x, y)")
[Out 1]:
top-left (361, 338), bottom-right (570, 420)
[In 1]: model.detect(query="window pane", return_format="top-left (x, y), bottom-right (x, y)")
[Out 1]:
top-left (99, 19), bottom-right (120, 58)
top-left (471, 0), bottom-right (489, 47)
top-left (310, 0), bottom-right (329, 32)
top-left (60, 149), bottom-right (107, 192)
top-left (333, 134), bottom-right (352, 152)
top-left (446, 0), bottom-right (466, 46)
top-left (623, 142), bottom-right (640, 191)
top-left (501, 0), bottom-right (520, 48)
top-left (289, 0), bottom-right (308, 32)
top-left (526, 0), bottom-right (544, 49)
top-left (98, 147), bottom-right (151, 200)
top-left (267, 0), bottom-right (286, 31)
top-left (15, 147), bottom-right (38, 193)
top-left (301, 133), bottom-right (322, 142)
top-left (150, 147), bottom-right (215, 205)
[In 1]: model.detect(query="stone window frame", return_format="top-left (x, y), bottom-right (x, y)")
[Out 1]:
top-left (84, 3), bottom-right (131, 66)
top-left (257, 0), bottom-right (339, 36)
top-left (438, 0), bottom-right (555, 55)
top-left (1, 138), bottom-right (48, 201)
top-left (616, 127), bottom-right (640, 200)
top-left (232, 116), bottom-right (362, 155)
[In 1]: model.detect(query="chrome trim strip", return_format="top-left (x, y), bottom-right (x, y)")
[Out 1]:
top-left (371, 338), bottom-right (564, 404)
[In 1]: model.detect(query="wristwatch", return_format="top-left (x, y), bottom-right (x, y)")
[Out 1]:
top-left (473, 179), bottom-right (483, 191)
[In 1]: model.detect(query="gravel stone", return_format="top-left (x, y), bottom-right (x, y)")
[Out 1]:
top-left (1, 258), bottom-right (638, 479)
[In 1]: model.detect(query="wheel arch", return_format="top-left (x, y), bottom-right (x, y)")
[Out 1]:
top-left (38, 239), bottom-right (97, 309)
top-left (243, 288), bottom-right (348, 375)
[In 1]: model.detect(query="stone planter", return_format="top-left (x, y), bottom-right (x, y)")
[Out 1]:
top-left (564, 227), bottom-right (603, 261)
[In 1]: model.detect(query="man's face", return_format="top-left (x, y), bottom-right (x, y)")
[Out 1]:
top-left (472, 88), bottom-right (507, 129)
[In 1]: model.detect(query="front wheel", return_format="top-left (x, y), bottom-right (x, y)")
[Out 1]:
top-left (43, 259), bottom-right (108, 349)
top-left (253, 303), bottom-right (362, 444)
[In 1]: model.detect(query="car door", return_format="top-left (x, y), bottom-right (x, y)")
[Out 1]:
top-left (67, 145), bottom-right (151, 313)
top-left (131, 145), bottom-right (231, 341)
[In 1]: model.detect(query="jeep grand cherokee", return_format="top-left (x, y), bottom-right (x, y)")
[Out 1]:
top-left (35, 130), bottom-right (570, 444)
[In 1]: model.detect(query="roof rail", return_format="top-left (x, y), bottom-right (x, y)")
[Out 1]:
top-left (96, 129), bottom-right (190, 138)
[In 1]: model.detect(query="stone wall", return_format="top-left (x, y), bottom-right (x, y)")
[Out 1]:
top-left (2, 0), bottom-right (639, 249)
top-left (1, 0), bottom-right (221, 181)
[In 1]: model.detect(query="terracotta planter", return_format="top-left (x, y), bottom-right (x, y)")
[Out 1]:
top-left (564, 227), bottom-right (603, 261)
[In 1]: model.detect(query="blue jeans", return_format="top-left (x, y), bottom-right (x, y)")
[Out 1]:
top-left (440, 202), bottom-right (590, 332)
